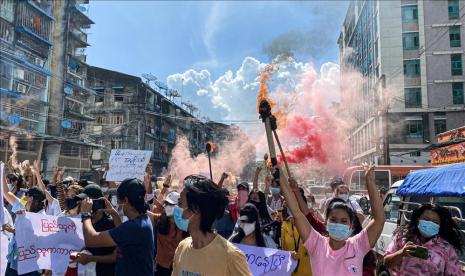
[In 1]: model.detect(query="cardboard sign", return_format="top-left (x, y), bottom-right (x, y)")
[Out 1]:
top-left (235, 243), bottom-right (297, 276)
top-left (106, 149), bottom-right (152, 181)
top-left (15, 212), bottom-right (84, 275)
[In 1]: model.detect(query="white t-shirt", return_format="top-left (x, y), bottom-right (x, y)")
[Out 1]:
top-left (46, 198), bottom-right (62, 216)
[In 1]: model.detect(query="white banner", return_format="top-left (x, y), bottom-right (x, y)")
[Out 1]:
top-left (16, 212), bottom-right (84, 275)
top-left (235, 243), bottom-right (297, 276)
top-left (106, 149), bottom-right (152, 181)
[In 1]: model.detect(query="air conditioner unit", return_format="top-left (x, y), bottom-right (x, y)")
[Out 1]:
top-left (17, 83), bottom-right (27, 93)
top-left (34, 57), bottom-right (45, 67)
top-left (151, 128), bottom-right (155, 134)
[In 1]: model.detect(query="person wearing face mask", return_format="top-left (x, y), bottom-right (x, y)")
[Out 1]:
top-left (2, 170), bottom-right (46, 276)
top-left (333, 185), bottom-right (365, 223)
top-left (384, 204), bottom-right (464, 275)
top-left (80, 178), bottom-right (154, 276)
top-left (248, 190), bottom-right (278, 248)
top-left (229, 203), bottom-right (266, 247)
top-left (171, 175), bottom-right (251, 276)
top-left (63, 184), bottom-right (84, 218)
top-left (280, 164), bottom-right (385, 276)
top-left (266, 177), bottom-right (284, 212)
top-left (230, 181), bottom-right (250, 224)
top-left (75, 184), bottom-right (120, 276)
top-left (152, 191), bottom-right (187, 276)
top-left (281, 203), bottom-right (312, 276)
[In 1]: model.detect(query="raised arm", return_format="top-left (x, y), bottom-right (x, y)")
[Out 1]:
top-left (217, 172), bottom-right (229, 189)
top-left (33, 160), bottom-right (55, 205)
top-left (280, 168), bottom-right (312, 241)
top-left (363, 164), bottom-right (385, 247)
top-left (81, 198), bottom-right (117, 247)
top-left (289, 178), bottom-right (310, 215)
top-left (2, 166), bottom-right (19, 206)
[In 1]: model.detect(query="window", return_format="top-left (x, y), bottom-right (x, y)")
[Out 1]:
top-left (402, 5), bottom-right (418, 22)
top-left (111, 113), bottom-right (124, 125)
top-left (448, 0), bottom-right (460, 19)
top-left (95, 95), bottom-right (104, 103)
top-left (96, 115), bottom-right (106, 124)
top-left (111, 137), bottom-right (122, 149)
top-left (404, 88), bottom-right (422, 108)
top-left (406, 120), bottom-right (423, 138)
top-left (113, 87), bottom-right (124, 102)
top-left (434, 119), bottom-right (447, 135)
top-left (453, 82), bottom-right (464, 104)
top-left (450, 26), bottom-right (461, 47)
top-left (410, 151), bottom-right (421, 157)
top-left (451, 54), bottom-right (463, 75)
top-left (403, 32), bottom-right (419, 50)
top-left (403, 59), bottom-right (420, 77)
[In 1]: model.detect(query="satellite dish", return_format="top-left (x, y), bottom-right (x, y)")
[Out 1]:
top-left (142, 73), bottom-right (158, 83)
top-left (154, 81), bottom-right (168, 90)
top-left (61, 120), bottom-right (72, 129)
top-left (8, 115), bottom-right (21, 125)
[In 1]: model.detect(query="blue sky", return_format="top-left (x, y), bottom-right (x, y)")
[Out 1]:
top-left (86, 1), bottom-right (349, 83)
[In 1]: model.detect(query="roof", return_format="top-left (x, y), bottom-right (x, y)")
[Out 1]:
top-left (397, 163), bottom-right (465, 197)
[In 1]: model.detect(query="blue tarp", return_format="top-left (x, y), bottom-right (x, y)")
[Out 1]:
top-left (397, 163), bottom-right (465, 197)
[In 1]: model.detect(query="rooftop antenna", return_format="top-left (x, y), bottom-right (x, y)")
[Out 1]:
top-left (142, 73), bottom-right (157, 85)
top-left (167, 89), bottom-right (181, 101)
top-left (181, 101), bottom-right (198, 114)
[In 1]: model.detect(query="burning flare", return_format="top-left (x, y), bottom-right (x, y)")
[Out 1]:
top-left (206, 141), bottom-right (216, 154)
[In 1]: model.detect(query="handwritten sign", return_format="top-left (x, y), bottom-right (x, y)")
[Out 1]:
top-left (235, 243), bottom-right (297, 276)
top-left (106, 149), bottom-right (152, 181)
top-left (15, 212), bottom-right (84, 275)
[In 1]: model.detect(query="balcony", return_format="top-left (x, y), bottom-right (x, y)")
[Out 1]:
top-left (69, 28), bottom-right (89, 48)
top-left (70, 4), bottom-right (94, 28)
top-left (16, 1), bottom-right (53, 44)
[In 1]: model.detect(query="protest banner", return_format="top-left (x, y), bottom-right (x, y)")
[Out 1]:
top-left (235, 243), bottom-right (297, 276)
top-left (15, 212), bottom-right (84, 275)
top-left (105, 149), bottom-right (152, 181)
top-left (0, 162), bottom-right (4, 227)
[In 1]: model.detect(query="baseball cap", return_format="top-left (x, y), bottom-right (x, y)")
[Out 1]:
top-left (25, 187), bottom-right (46, 202)
top-left (164, 191), bottom-right (180, 205)
top-left (75, 184), bottom-right (104, 200)
top-left (236, 182), bottom-right (249, 191)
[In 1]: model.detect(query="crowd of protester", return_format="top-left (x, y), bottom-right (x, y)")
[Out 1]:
top-left (1, 158), bottom-right (464, 276)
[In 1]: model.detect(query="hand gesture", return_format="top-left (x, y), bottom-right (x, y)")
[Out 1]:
top-left (401, 241), bottom-right (417, 256)
top-left (32, 160), bottom-right (40, 176)
top-left (362, 162), bottom-right (375, 181)
top-left (255, 167), bottom-right (262, 174)
top-left (288, 177), bottom-right (299, 192)
top-left (264, 153), bottom-right (269, 161)
top-left (80, 198), bottom-right (93, 213)
top-left (291, 251), bottom-right (300, 260)
top-left (76, 252), bottom-right (92, 265)
top-left (101, 197), bottom-right (115, 212)
top-left (221, 172), bottom-right (229, 180)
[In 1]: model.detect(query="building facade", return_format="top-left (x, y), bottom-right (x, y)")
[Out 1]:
top-left (339, 0), bottom-right (465, 166)
top-left (86, 66), bottom-right (210, 175)
top-left (0, 0), bottom-right (97, 178)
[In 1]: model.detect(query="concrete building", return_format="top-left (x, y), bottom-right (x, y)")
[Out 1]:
top-left (0, 0), bottom-right (98, 178)
top-left (339, 0), bottom-right (465, 166)
top-left (86, 66), bottom-right (210, 175)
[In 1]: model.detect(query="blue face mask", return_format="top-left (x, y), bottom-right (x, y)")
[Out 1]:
top-left (338, 194), bottom-right (349, 202)
top-left (418, 219), bottom-right (439, 238)
top-left (326, 222), bottom-right (352, 241)
top-left (271, 187), bottom-right (281, 195)
top-left (173, 206), bottom-right (190, 232)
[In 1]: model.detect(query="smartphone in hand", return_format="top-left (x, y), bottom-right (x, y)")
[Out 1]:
top-left (410, 246), bottom-right (429, 259)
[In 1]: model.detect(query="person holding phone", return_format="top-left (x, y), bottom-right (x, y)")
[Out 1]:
top-left (384, 204), bottom-right (464, 275)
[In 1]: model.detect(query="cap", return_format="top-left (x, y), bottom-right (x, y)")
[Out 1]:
top-left (236, 182), bottom-right (249, 191)
top-left (25, 187), bottom-right (46, 202)
top-left (117, 178), bottom-right (146, 202)
top-left (75, 184), bottom-right (104, 200)
top-left (164, 191), bottom-right (180, 205)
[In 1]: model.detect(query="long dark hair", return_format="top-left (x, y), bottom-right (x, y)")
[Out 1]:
top-left (248, 190), bottom-right (272, 224)
top-left (393, 204), bottom-right (464, 253)
top-left (229, 203), bottom-right (266, 247)
top-left (184, 175), bottom-right (228, 234)
top-left (325, 198), bottom-right (362, 235)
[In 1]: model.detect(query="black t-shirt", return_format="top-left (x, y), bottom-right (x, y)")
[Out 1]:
top-left (109, 214), bottom-right (154, 276)
top-left (87, 214), bottom-right (116, 276)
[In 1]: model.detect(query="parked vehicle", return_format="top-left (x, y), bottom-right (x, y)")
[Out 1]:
top-left (374, 164), bottom-right (465, 267)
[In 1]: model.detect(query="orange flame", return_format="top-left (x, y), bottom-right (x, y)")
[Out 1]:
top-left (257, 64), bottom-right (288, 128)
top-left (207, 141), bottom-right (216, 153)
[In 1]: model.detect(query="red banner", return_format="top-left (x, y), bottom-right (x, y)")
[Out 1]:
top-left (431, 142), bottom-right (465, 165)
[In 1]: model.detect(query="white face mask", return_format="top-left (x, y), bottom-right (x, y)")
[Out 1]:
top-left (338, 194), bottom-right (349, 202)
top-left (239, 222), bottom-right (256, 236)
top-left (165, 205), bottom-right (175, 217)
top-left (307, 202), bottom-right (313, 209)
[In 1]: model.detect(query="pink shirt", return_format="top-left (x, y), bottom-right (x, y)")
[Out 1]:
top-left (304, 227), bottom-right (371, 275)
top-left (385, 233), bottom-right (464, 276)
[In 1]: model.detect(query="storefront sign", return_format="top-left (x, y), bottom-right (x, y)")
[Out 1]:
top-left (431, 141), bottom-right (465, 165)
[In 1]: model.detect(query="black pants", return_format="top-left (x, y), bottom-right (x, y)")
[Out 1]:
top-left (154, 264), bottom-right (172, 276)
